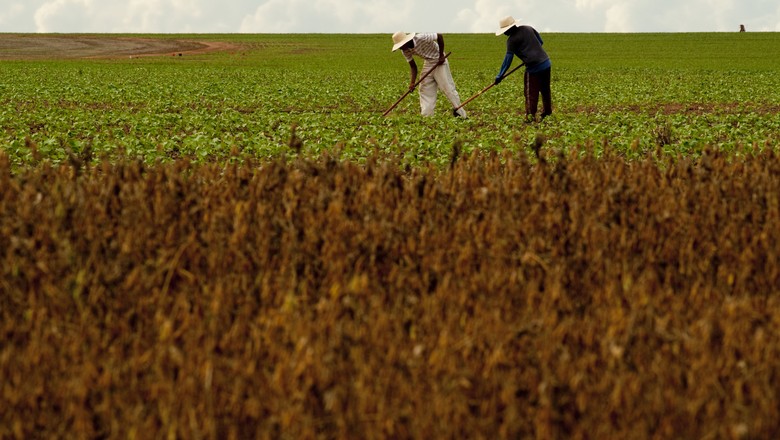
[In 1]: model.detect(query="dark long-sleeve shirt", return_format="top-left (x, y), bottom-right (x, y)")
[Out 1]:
top-left (497, 25), bottom-right (551, 79)
top-left (507, 26), bottom-right (549, 67)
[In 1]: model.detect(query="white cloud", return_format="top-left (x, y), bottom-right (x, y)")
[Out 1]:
top-left (239, 0), bottom-right (415, 33)
top-left (456, 0), bottom-right (516, 33)
top-left (0, 3), bottom-right (25, 26)
top-left (124, 0), bottom-right (163, 31)
top-left (777, 4), bottom-right (780, 31)
top-left (669, 0), bottom-right (738, 32)
top-left (456, 0), bottom-right (597, 34)
top-left (575, 0), bottom-right (612, 11)
top-left (34, 0), bottom-right (90, 33)
top-left (744, 1), bottom-right (780, 32)
top-left (239, 0), bottom-right (297, 33)
top-left (604, 4), bottom-right (631, 32)
top-left (5, 0), bottom-right (780, 33)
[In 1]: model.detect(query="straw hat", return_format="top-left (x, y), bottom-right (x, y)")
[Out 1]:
top-left (496, 16), bottom-right (522, 35)
top-left (392, 31), bottom-right (415, 51)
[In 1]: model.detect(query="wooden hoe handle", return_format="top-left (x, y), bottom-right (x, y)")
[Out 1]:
top-left (454, 63), bottom-right (524, 111)
top-left (383, 52), bottom-right (452, 117)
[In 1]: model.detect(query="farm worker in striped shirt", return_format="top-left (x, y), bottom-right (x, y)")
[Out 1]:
top-left (494, 16), bottom-right (552, 122)
top-left (391, 32), bottom-right (467, 118)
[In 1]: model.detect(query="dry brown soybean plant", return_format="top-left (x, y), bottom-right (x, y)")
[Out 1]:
top-left (2, 147), bottom-right (780, 439)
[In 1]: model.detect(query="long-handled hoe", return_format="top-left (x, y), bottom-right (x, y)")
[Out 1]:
top-left (454, 63), bottom-right (524, 112)
top-left (383, 52), bottom-right (451, 117)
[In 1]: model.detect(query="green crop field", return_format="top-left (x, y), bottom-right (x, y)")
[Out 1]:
top-left (2, 33), bottom-right (780, 167)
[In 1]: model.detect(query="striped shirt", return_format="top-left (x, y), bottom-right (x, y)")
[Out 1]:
top-left (402, 33), bottom-right (440, 64)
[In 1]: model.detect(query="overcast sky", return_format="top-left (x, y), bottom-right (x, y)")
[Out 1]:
top-left (1, 0), bottom-right (778, 34)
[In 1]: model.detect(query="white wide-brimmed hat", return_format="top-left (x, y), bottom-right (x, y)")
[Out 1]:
top-left (496, 16), bottom-right (522, 35)
top-left (392, 31), bottom-right (415, 51)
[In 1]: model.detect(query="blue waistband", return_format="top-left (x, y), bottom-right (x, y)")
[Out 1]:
top-left (527, 59), bottom-right (552, 74)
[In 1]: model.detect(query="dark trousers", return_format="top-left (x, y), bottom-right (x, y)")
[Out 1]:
top-left (524, 67), bottom-right (552, 119)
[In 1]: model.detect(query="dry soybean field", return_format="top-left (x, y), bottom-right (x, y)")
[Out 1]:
top-left (2, 33), bottom-right (780, 439)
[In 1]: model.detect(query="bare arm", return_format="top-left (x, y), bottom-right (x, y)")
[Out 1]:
top-left (408, 59), bottom-right (418, 90)
top-left (436, 33), bottom-right (446, 64)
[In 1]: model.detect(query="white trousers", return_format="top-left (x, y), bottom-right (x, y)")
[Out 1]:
top-left (419, 60), bottom-right (467, 117)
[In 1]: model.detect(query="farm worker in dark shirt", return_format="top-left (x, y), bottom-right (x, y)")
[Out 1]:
top-left (392, 32), bottom-right (467, 118)
top-left (494, 16), bottom-right (552, 122)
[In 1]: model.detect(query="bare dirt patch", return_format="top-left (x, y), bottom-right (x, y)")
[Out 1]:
top-left (0, 34), bottom-right (238, 60)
